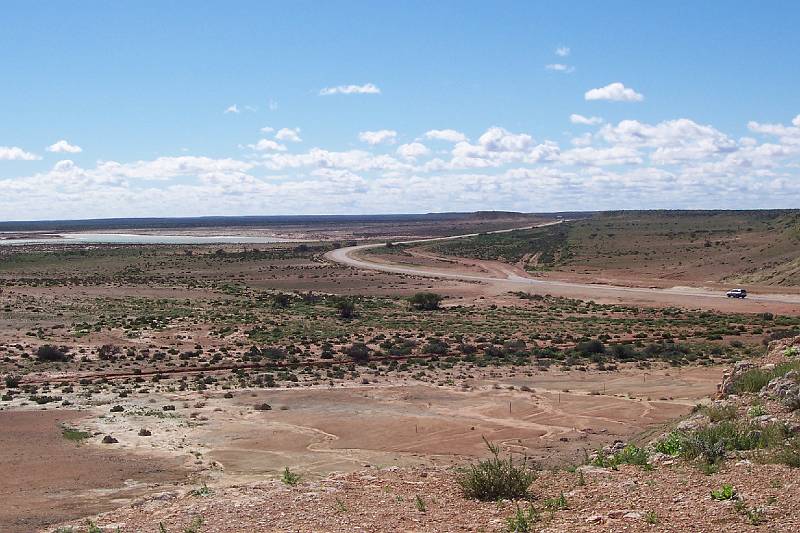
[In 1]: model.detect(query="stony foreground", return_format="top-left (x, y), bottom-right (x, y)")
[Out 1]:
top-left (53, 460), bottom-right (799, 533)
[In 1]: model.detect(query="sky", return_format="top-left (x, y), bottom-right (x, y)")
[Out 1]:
top-left (1, 1), bottom-right (799, 221)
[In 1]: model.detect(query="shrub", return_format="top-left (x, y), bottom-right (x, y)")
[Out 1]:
top-left (765, 438), bottom-right (800, 468)
top-left (98, 344), bottom-right (120, 361)
top-left (575, 339), bottom-right (605, 356)
top-left (271, 293), bottom-right (292, 308)
top-left (409, 292), bottom-right (444, 311)
top-left (62, 426), bottom-right (91, 441)
top-left (681, 421), bottom-right (788, 464)
top-left (3, 374), bottom-right (20, 388)
top-left (36, 345), bottom-right (69, 362)
top-left (457, 438), bottom-right (536, 501)
top-left (702, 404), bottom-right (737, 423)
top-left (654, 432), bottom-right (683, 456)
top-left (711, 483), bottom-right (737, 501)
top-left (346, 342), bottom-right (370, 363)
top-left (506, 504), bottom-right (540, 532)
top-left (334, 298), bottom-right (356, 319)
top-left (592, 444), bottom-right (649, 469)
top-left (281, 466), bottom-right (301, 485)
top-left (732, 361), bottom-right (800, 394)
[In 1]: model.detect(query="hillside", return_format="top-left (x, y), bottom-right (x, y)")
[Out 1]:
top-left (428, 210), bottom-right (800, 286)
top-left (52, 337), bottom-right (800, 532)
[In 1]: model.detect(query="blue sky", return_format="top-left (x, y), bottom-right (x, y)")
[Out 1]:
top-left (1, 1), bottom-right (799, 220)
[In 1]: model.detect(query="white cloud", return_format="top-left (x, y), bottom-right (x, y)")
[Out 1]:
top-left (560, 146), bottom-right (643, 166)
top-left (224, 104), bottom-right (240, 114)
top-left (585, 82), bottom-right (644, 102)
top-left (268, 99), bottom-right (279, 111)
top-left (600, 119), bottom-right (737, 163)
top-left (570, 114), bottom-right (603, 126)
top-left (0, 146), bottom-right (41, 161)
top-left (46, 139), bottom-right (82, 154)
top-left (248, 139), bottom-right (287, 152)
top-left (478, 127), bottom-right (533, 152)
top-left (358, 129), bottom-right (397, 145)
top-left (275, 127), bottom-right (302, 142)
top-left (397, 142), bottom-right (430, 160)
top-left (319, 83), bottom-right (381, 96)
top-left (260, 126), bottom-right (275, 133)
top-left (4, 115), bottom-right (800, 220)
top-left (546, 63), bottom-right (575, 73)
top-left (424, 129), bottom-right (468, 143)
top-left (555, 46), bottom-right (570, 57)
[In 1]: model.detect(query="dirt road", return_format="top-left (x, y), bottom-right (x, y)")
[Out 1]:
top-left (325, 223), bottom-right (800, 313)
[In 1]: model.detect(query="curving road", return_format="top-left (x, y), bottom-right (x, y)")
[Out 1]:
top-left (324, 221), bottom-right (800, 312)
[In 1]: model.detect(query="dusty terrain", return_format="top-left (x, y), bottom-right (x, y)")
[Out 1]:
top-left (1, 211), bottom-right (799, 532)
top-left (0, 410), bottom-right (184, 532)
top-left (52, 337), bottom-right (800, 533)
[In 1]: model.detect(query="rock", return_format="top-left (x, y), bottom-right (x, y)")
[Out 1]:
top-left (753, 414), bottom-right (778, 426)
top-left (138, 428), bottom-right (152, 436)
top-left (586, 514), bottom-right (604, 523)
top-left (602, 440), bottom-right (626, 455)
top-left (676, 414), bottom-right (710, 432)
top-left (623, 511), bottom-right (643, 520)
top-left (101, 435), bottom-right (118, 444)
top-left (760, 371), bottom-right (800, 409)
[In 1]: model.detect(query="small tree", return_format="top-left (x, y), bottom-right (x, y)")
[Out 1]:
top-left (334, 298), bottom-right (356, 319)
top-left (345, 342), bottom-right (370, 363)
top-left (4, 374), bottom-right (21, 388)
top-left (409, 292), bottom-right (443, 311)
top-left (36, 345), bottom-right (70, 362)
top-left (272, 293), bottom-right (292, 308)
top-left (98, 344), bottom-right (120, 361)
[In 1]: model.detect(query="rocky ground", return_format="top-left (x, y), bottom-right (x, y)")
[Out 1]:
top-left (50, 338), bottom-right (800, 532)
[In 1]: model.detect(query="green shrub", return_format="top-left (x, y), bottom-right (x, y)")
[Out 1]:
top-left (62, 426), bottom-right (91, 441)
top-left (654, 432), bottom-right (683, 456)
top-left (457, 438), bottom-right (536, 501)
top-left (409, 292), bottom-right (444, 311)
top-left (592, 444), bottom-right (649, 469)
top-left (281, 466), bottom-right (301, 485)
top-left (506, 503), bottom-right (540, 532)
top-left (345, 342), bottom-right (370, 363)
top-left (36, 344), bottom-right (70, 362)
top-left (681, 421), bottom-right (788, 464)
top-left (334, 298), bottom-right (356, 319)
top-left (732, 361), bottom-right (800, 394)
top-left (702, 404), bottom-right (737, 423)
top-left (711, 483), bottom-right (737, 500)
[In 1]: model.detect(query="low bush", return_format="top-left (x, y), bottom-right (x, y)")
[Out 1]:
top-left (732, 361), bottom-right (800, 394)
top-left (345, 342), bottom-right (370, 363)
top-left (680, 421), bottom-right (788, 464)
top-left (409, 292), bottom-right (444, 311)
top-left (592, 444), bottom-right (649, 469)
top-left (457, 438), bottom-right (536, 501)
top-left (36, 345), bottom-right (70, 362)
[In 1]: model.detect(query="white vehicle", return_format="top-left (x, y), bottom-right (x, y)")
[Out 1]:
top-left (726, 288), bottom-right (747, 299)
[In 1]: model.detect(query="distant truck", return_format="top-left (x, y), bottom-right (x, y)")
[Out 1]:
top-left (726, 288), bottom-right (747, 298)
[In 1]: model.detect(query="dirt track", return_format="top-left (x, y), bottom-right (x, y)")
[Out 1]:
top-left (325, 224), bottom-right (800, 314)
